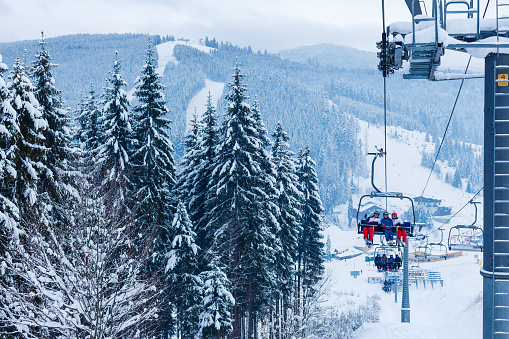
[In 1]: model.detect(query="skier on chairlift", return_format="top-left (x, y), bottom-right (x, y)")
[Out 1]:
top-left (374, 253), bottom-right (382, 270)
top-left (364, 211), bottom-right (380, 245)
top-left (394, 254), bottom-right (402, 271)
top-left (392, 212), bottom-right (407, 246)
top-left (388, 255), bottom-right (395, 271)
top-left (381, 211), bottom-right (395, 245)
top-left (381, 253), bottom-right (388, 271)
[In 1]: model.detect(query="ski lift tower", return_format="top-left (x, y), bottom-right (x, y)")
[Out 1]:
top-left (379, 1), bottom-right (509, 337)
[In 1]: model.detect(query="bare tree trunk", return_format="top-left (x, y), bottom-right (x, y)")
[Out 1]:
top-left (248, 272), bottom-right (253, 339)
top-left (232, 246), bottom-right (241, 339)
top-left (274, 298), bottom-right (281, 338)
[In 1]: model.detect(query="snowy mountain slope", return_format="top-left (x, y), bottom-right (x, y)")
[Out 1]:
top-left (278, 43), bottom-right (378, 70)
top-left (323, 120), bottom-right (483, 338)
top-left (185, 79), bottom-right (224, 131)
top-left (155, 40), bottom-right (215, 76)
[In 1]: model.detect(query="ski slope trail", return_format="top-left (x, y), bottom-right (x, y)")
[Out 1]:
top-left (155, 40), bottom-right (215, 76)
top-left (185, 79), bottom-right (225, 131)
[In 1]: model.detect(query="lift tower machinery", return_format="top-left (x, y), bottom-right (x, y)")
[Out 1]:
top-left (379, 1), bottom-right (509, 337)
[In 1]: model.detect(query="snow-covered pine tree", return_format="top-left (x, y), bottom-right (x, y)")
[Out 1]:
top-left (167, 201), bottom-right (202, 339)
top-left (296, 146), bottom-right (324, 332)
top-left (271, 122), bottom-right (302, 335)
top-left (198, 261), bottom-right (234, 339)
top-left (32, 33), bottom-right (76, 229)
top-left (207, 63), bottom-right (276, 338)
top-left (0, 56), bottom-right (49, 337)
top-left (0, 55), bottom-right (20, 337)
top-left (7, 57), bottom-right (48, 211)
top-left (176, 111), bottom-right (201, 214)
top-left (78, 85), bottom-right (102, 170)
top-left (131, 41), bottom-right (175, 226)
top-left (0, 55), bottom-right (18, 243)
top-left (131, 42), bottom-right (178, 338)
top-left (96, 52), bottom-right (134, 206)
top-left (191, 93), bottom-right (220, 257)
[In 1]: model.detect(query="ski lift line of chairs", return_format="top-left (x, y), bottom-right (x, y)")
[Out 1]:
top-left (447, 200), bottom-right (483, 252)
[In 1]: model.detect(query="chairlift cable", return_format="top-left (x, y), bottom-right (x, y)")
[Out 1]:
top-left (422, 187), bottom-right (484, 238)
top-left (420, 56), bottom-right (471, 198)
top-left (382, 0), bottom-right (388, 210)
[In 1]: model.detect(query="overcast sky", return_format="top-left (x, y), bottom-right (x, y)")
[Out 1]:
top-left (0, 0), bottom-right (417, 52)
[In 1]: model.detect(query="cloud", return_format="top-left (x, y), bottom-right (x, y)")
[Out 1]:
top-left (0, 0), bottom-right (411, 52)
top-left (0, 0), bottom-right (11, 17)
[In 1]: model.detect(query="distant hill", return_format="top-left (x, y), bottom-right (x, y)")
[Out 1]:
top-left (0, 35), bottom-right (484, 212)
top-left (0, 33), bottom-right (160, 110)
top-left (278, 43), bottom-right (378, 70)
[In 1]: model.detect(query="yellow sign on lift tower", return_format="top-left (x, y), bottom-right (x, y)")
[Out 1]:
top-left (499, 74), bottom-right (508, 87)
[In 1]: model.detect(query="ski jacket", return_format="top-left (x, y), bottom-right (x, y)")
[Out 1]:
top-left (368, 216), bottom-right (381, 225)
top-left (392, 217), bottom-right (404, 226)
top-left (380, 217), bottom-right (393, 229)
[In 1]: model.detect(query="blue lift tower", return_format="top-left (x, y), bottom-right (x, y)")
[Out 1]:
top-left (379, 1), bottom-right (509, 337)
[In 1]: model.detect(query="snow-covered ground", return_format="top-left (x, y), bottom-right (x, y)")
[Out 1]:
top-left (323, 120), bottom-right (483, 338)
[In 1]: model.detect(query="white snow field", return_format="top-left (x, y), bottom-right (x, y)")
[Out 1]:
top-left (155, 40), bottom-right (215, 76)
top-left (323, 120), bottom-right (483, 338)
top-left (185, 79), bottom-right (225, 131)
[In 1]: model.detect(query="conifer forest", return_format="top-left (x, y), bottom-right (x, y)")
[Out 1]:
top-left (0, 35), bottom-right (329, 339)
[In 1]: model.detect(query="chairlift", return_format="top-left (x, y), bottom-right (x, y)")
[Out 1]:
top-left (374, 245), bottom-right (402, 272)
top-left (374, 245), bottom-right (400, 258)
top-left (413, 235), bottom-right (429, 260)
top-left (424, 227), bottom-right (449, 260)
top-left (357, 148), bottom-right (415, 247)
top-left (448, 201), bottom-right (483, 252)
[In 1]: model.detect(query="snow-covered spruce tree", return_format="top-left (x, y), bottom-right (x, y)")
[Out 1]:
top-left (250, 98), bottom-right (281, 333)
top-left (78, 85), bottom-right (102, 173)
top-left (191, 93), bottom-right (220, 258)
top-left (176, 111), bottom-right (201, 216)
top-left (96, 52), bottom-right (134, 207)
top-left (132, 41), bottom-right (175, 223)
top-left (0, 179), bottom-right (160, 338)
top-left (207, 64), bottom-right (276, 338)
top-left (167, 201), bottom-right (202, 339)
top-left (0, 54), bottom-right (21, 337)
top-left (32, 33), bottom-right (76, 230)
top-left (7, 57), bottom-right (48, 215)
top-left (75, 90), bottom-right (86, 144)
top-left (295, 146), bottom-right (325, 334)
top-left (198, 261), bottom-right (234, 339)
top-left (0, 56), bottom-right (51, 338)
top-left (131, 42), bottom-right (177, 337)
top-left (271, 122), bottom-right (302, 336)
